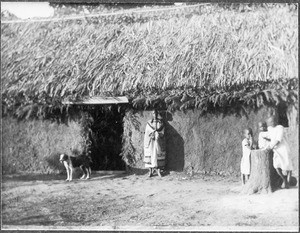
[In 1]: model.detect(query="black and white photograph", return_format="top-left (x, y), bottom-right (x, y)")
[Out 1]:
top-left (1, 1), bottom-right (298, 231)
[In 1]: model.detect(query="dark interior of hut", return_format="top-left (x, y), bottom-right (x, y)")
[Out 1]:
top-left (82, 106), bottom-right (126, 171)
top-left (276, 102), bottom-right (289, 127)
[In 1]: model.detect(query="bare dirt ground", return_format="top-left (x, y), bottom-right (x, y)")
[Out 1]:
top-left (1, 171), bottom-right (298, 231)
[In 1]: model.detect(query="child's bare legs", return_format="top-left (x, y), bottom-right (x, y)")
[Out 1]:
top-left (245, 175), bottom-right (250, 182)
top-left (241, 174), bottom-right (250, 185)
top-left (241, 174), bottom-right (245, 185)
top-left (276, 168), bottom-right (289, 188)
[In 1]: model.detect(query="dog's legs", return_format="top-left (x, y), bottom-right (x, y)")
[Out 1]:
top-left (79, 165), bottom-right (86, 179)
top-left (85, 167), bottom-right (91, 179)
top-left (66, 167), bottom-right (70, 181)
top-left (88, 167), bottom-right (91, 178)
top-left (69, 166), bottom-right (74, 181)
top-left (63, 161), bottom-right (70, 181)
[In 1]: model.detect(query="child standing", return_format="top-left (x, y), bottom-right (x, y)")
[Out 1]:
top-left (258, 121), bottom-right (270, 149)
top-left (241, 128), bottom-right (253, 185)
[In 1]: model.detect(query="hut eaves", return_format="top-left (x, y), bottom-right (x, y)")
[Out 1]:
top-left (62, 96), bottom-right (129, 105)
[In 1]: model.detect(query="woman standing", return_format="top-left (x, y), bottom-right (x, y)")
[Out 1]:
top-left (144, 110), bottom-right (166, 177)
top-left (266, 115), bottom-right (293, 188)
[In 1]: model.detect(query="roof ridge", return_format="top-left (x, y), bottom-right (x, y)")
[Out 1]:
top-left (1, 3), bottom-right (210, 24)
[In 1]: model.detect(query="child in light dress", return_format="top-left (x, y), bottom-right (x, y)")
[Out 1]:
top-left (258, 121), bottom-right (270, 149)
top-left (241, 128), bottom-right (254, 185)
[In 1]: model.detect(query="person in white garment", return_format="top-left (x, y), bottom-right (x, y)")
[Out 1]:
top-left (143, 110), bottom-right (166, 177)
top-left (266, 116), bottom-right (293, 188)
top-left (258, 121), bottom-right (270, 149)
top-left (241, 128), bottom-right (254, 185)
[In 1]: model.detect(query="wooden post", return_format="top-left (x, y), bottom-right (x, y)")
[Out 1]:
top-left (241, 149), bottom-right (281, 194)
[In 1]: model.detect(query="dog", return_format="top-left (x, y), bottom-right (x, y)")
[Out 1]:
top-left (59, 153), bottom-right (92, 181)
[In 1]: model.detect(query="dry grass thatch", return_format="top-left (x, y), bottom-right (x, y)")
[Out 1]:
top-left (1, 4), bottom-right (298, 118)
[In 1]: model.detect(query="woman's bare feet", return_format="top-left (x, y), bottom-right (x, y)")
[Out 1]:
top-left (157, 169), bottom-right (162, 178)
top-left (148, 168), bottom-right (153, 177)
top-left (281, 181), bottom-right (289, 189)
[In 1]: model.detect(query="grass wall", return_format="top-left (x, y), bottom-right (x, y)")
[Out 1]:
top-left (2, 106), bottom-right (297, 176)
top-left (123, 107), bottom-right (298, 176)
top-left (2, 118), bottom-right (84, 174)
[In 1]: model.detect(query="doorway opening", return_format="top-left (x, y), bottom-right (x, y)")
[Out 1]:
top-left (276, 102), bottom-right (289, 127)
top-left (87, 106), bottom-right (126, 171)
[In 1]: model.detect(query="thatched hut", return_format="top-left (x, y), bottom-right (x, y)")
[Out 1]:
top-left (1, 4), bottom-right (298, 176)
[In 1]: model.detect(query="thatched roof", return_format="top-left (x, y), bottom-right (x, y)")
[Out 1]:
top-left (1, 4), bottom-right (298, 118)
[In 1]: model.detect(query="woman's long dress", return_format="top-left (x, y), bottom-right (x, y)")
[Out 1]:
top-left (268, 125), bottom-right (293, 171)
top-left (144, 118), bottom-right (166, 168)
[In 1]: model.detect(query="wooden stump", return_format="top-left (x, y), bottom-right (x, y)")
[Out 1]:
top-left (241, 149), bottom-right (281, 194)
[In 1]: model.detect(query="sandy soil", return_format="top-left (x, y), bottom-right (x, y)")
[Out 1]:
top-left (1, 171), bottom-right (298, 231)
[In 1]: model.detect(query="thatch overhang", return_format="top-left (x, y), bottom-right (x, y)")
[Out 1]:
top-left (1, 5), bottom-right (298, 119)
top-left (62, 96), bottom-right (129, 105)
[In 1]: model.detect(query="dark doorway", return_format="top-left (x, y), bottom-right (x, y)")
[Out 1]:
top-left (276, 102), bottom-right (289, 127)
top-left (88, 106), bottom-right (126, 170)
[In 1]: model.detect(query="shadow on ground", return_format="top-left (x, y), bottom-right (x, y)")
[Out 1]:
top-left (2, 173), bottom-right (130, 182)
top-left (3, 168), bottom-right (176, 184)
